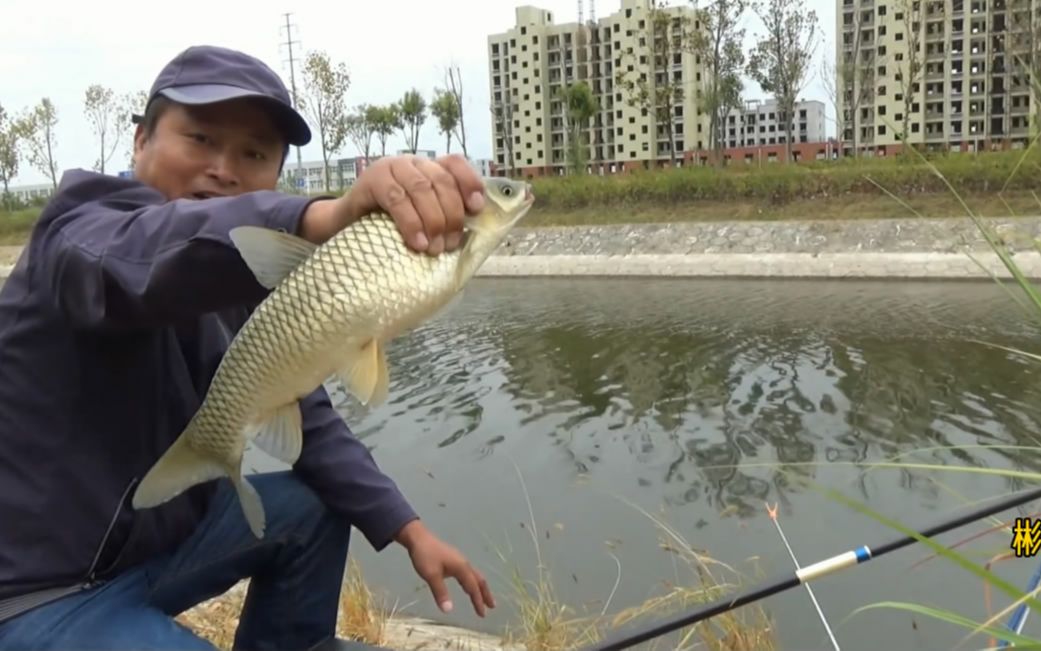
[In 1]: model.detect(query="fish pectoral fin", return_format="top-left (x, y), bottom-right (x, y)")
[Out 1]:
top-left (228, 226), bottom-right (318, 289)
top-left (249, 402), bottom-right (304, 465)
top-left (336, 338), bottom-right (390, 407)
top-left (132, 434), bottom-right (229, 510)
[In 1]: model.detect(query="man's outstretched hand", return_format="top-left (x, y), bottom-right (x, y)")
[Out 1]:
top-left (394, 519), bottom-right (496, 617)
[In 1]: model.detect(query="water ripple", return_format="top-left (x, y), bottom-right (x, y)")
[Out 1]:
top-left (331, 277), bottom-right (1041, 515)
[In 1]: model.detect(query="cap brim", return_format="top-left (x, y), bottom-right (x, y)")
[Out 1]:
top-left (157, 84), bottom-right (311, 146)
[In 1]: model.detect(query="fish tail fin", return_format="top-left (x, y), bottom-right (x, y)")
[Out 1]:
top-left (133, 430), bottom-right (268, 539)
top-left (132, 423), bottom-right (231, 510)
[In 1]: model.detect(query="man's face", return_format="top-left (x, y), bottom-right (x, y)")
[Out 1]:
top-left (132, 98), bottom-right (286, 200)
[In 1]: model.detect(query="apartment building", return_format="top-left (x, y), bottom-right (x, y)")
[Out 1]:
top-left (487, 0), bottom-right (711, 177)
top-left (837, 0), bottom-right (1038, 156)
top-left (721, 99), bottom-right (828, 149)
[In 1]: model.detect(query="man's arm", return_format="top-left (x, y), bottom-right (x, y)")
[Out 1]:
top-left (292, 385), bottom-right (419, 551)
top-left (29, 174), bottom-right (330, 333)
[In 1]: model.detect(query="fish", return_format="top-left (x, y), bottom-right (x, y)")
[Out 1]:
top-left (131, 176), bottom-right (536, 538)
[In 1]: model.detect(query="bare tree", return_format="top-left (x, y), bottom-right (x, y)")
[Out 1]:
top-left (1009, 0), bottom-right (1041, 136)
top-left (820, 57), bottom-right (844, 154)
top-left (445, 63), bottom-right (468, 157)
top-left (896, 0), bottom-right (924, 154)
top-left (121, 90), bottom-right (149, 171)
top-left (299, 50), bottom-right (351, 192)
top-left (747, 0), bottom-right (820, 163)
top-left (84, 84), bottom-right (129, 174)
top-left (616, 0), bottom-right (693, 167)
top-left (491, 100), bottom-right (515, 177)
top-left (18, 98), bottom-right (60, 190)
top-left (689, 0), bottom-right (748, 165)
top-left (0, 103), bottom-right (21, 208)
top-left (835, 3), bottom-right (878, 158)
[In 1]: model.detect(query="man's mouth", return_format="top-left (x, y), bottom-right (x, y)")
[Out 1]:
top-left (191, 192), bottom-right (224, 200)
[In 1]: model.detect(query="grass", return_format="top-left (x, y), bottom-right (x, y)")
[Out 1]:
top-left (0, 209), bottom-right (37, 246)
top-left (819, 136), bottom-right (1041, 647)
top-left (173, 467), bottom-right (779, 651)
top-left (4, 149), bottom-right (1041, 247)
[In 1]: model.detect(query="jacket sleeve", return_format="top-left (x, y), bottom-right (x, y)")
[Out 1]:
top-left (30, 177), bottom-right (326, 333)
top-left (293, 386), bottom-right (420, 551)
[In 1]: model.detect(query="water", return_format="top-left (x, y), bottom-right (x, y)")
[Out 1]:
top-left (251, 277), bottom-right (1041, 651)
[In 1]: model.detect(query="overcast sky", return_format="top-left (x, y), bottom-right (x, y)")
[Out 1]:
top-left (1, 0), bottom-right (836, 187)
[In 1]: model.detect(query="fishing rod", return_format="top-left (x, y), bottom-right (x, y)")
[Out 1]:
top-left (999, 555), bottom-right (1041, 647)
top-left (578, 484), bottom-right (1041, 651)
top-left (766, 502), bottom-right (841, 651)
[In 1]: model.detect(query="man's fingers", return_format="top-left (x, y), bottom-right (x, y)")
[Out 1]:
top-left (425, 572), bottom-right (454, 613)
top-left (436, 154), bottom-right (486, 214)
top-left (367, 161), bottom-right (427, 251)
top-left (415, 158), bottom-right (466, 254)
top-left (455, 566), bottom-right (487, 617)
top-left (477, 569), bottom-right (496, 609)
top-left (390, 157), bottom-right (447, 255)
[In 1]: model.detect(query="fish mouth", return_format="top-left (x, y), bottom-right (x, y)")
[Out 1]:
top-left (523, 183), bottom-right (535, 204)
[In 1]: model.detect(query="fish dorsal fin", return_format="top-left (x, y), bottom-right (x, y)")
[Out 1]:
top-left (229, 226), bottom-right (318, 289)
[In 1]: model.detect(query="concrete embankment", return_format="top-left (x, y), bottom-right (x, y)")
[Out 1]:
top-left (3, 216), bottom-right (1041, 283)
top-left (478, 216), bottom-right (1041, 280)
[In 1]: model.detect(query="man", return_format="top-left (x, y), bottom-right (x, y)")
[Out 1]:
top-left (0, 44), bottom-right (494, 651)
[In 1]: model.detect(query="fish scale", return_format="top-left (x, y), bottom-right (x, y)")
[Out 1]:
top-left (131, 176), bottom-right (535, 538)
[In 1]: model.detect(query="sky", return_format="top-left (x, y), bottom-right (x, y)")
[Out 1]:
top-left (0, 0), bottom-right (837, 187)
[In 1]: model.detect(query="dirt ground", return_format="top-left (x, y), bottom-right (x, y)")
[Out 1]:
top-left (0, 246), bottom-right (21, 266)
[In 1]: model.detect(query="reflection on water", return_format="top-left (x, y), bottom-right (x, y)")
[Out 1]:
top-left (307, 278), bottom-right (1041, 650)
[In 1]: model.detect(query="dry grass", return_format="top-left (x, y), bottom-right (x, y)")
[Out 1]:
top-left (490, 467), bottom-right (776, 651)
top-left (337, 559), bottom-right (397, 646)
top-left (175, 560), bottom-right (396, 650)
top-left (174, 503), bottom-right (776, 651)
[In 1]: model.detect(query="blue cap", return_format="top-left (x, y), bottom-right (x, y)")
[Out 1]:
top-left (134, 45), bottom-right (311, 146)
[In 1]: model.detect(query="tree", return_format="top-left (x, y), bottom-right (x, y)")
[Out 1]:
top-left (369, 105), bottom-right (399, 157)
top-left (1009, 0), bottom-right (1041, 135)
top-left (121, 90), bottom-right (149, 171)
top-left (746, 0), bottom-right (820, 163)
top-left (491, 100), bottom-right (515, 177)
top-left (689, 0), bottom-right (748, 164)
top-left (559, 82), bottom-right (598, 175)
top-left (429, 89), bottom-right (459, 154)
top-left (19, 98), bottom-right (60, 190)
top-left (344, 104), bottom-right (376, 160)
top-left (84, 84), bottom-right (129, 174)
top-left (896, 0), bottom-right (924, 155)
top-left (396, 89), bottom-right (426, 154)
top-left (615, 0), bottom-right (692, 167)
top-left (444, 63), bottom-right (468, 157)
top-left (819, 57), bottom-right (844, 155)
top-left (299, 50), bottom-right (350, 192)
top-left (835, 2), bottom-right (878, 158)
top-left (0, 104), bottom-right (21, 209)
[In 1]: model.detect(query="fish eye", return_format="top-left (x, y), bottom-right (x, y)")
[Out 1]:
top-left (501, 185), bottom-right (513, 197)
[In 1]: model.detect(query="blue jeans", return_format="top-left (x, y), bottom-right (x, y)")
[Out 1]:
top-left (0, 471), bottom-right (353, 651)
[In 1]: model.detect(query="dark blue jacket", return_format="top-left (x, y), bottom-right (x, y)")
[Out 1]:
top-left (0, 169), bottom-right (419, 610)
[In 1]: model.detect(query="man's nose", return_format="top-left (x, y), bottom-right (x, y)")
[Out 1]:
top-left (206, 152), bottom-right (240, 186)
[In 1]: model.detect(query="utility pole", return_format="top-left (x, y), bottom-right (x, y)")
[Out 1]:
top-left (279, 12), bottom-right (305, 194)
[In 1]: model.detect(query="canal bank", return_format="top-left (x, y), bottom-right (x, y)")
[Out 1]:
top-left (3, 215), bottom-right (1041, 283)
